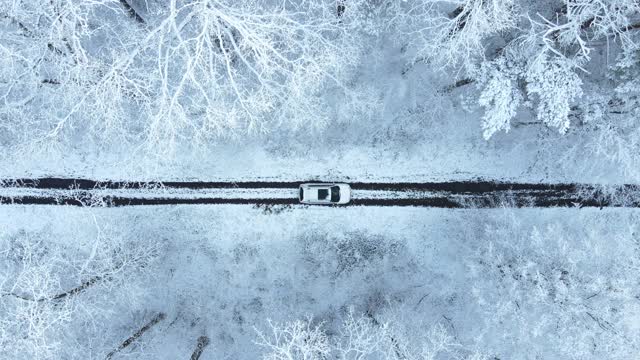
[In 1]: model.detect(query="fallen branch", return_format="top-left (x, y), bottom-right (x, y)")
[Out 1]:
top-left (586, 312), bottom-right (617, 333)
top-left (2, 275), bottom-right (103, 302)
top-left (105, 312), bottom-right (167, 359)
top-left (620, 22), bottom-right (640, 32)
top-left (119, 0), bottom-right (145, 24)
top-left (337, 0), bottom-right (346, 17)
top-left (42, 79), bottom-right (61, 85)
top-left (0, 12), bottom-right (34, 37)
top-left (401, 56), bottom-right (428, 76)
top-left (447, 5), bottom-right (469, 34)
top-left (414, 293), bottom-right (430, 310)
top-left (440, 78), bottom-right (475, 93)
top-left (190, 336), bottom-right (210, 360)
top-left (448, 5), bottom-right (465, 19)
top-left (50, 275), bottom-right (103, 301)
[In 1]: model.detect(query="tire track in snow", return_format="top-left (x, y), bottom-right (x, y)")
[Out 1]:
top-left (1, 178), bottom-right (639, 208)
top-left (1, 177), bottom-right (606, 192)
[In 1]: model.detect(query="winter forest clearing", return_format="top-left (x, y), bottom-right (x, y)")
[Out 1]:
top-left (1, 0), bottom-right (640, 359)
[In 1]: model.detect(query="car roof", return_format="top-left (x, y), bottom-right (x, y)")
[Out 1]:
top-left (302, 185), bottom-right (332, 202)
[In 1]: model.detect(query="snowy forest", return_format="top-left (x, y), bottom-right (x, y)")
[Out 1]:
top-left (1, 0), bottom-right (640, 359)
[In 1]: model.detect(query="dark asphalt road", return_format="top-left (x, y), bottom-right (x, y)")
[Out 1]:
top-left (1, 178), bottom-right (639, 208)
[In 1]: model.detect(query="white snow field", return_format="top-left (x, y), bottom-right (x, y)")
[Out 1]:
top-left (1, 205), bottom-right (639, 359)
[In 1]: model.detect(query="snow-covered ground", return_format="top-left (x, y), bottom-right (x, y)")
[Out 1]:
top-left (1, 89), bottom-right (633, 184)
top-left (2, 205), bottom-right (639, 359)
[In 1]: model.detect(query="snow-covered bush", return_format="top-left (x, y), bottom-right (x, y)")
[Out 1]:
top-left (467, 211), bottom-right (640, 359)
top-left (255, 308), bottom-right (470, 360)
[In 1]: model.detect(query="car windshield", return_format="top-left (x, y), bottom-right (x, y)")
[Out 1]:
top-left (331, 186), bottom-right (340, 202)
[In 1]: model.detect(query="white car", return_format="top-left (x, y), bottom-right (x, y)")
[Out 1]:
top-left (299, 183), bottom-right (351, 205)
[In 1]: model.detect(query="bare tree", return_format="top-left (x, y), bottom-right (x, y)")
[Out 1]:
top-left (401, 0), bottom-right (640, 138)
top-left (254, 317), bottom-right (331, 360)
top-left (1, 0), bottom-right (369, 155)
top-left (254, 308), bottom-right (473, 360)
top-left (0, 225), bottom-right (163, 359)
